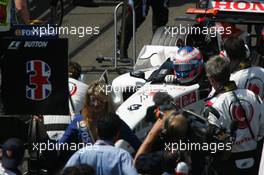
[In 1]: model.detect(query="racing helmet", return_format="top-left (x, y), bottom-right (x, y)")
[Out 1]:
top-left (172, 46), bottom-right (203, 84)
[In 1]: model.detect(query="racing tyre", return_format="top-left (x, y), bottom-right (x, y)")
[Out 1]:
top-left (151, 26), bottom-right (188, 47)
top-left (50, 0), bottom-right (64, 26)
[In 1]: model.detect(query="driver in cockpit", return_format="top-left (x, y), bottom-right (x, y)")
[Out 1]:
top-left (149, 46), bottom-right (210, 98)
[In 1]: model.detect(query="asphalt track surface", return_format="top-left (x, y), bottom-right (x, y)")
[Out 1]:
top-left (29, 0), bottom-right (196, 84)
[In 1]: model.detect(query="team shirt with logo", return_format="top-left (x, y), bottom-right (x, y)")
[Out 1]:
top-left (230, 66), bottom-right (264, 100)
top-left (206, 89), bottom-right (264, 153)
top-left (43, 78), bottom-right (88, 141)
top-left (68, 77), bottom-right (89, 116)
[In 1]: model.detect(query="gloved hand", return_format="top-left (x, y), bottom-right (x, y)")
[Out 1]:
top-left (164, 74), bottom-right (177, 83)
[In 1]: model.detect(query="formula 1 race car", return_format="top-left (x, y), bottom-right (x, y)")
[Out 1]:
top-left (113, 0), bottom-right (264, 152)
top-left (113, 0), bottom-right (264, 107)
top-left (113, 45), bottom-right (209, 152)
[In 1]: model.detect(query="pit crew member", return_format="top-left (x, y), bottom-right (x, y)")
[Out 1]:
top-left (223, 36), bottom-right (264, 100)
top-left (204, 55), bottom-right (264, 175)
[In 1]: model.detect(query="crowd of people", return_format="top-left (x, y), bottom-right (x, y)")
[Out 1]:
top-left (0, 34), bottom-right (264, 175)
top-left (0, 0), bottom-right (264, 175)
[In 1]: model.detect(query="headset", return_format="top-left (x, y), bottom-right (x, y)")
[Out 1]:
top-left (155, 104), bottom-right (176, 119)
top-left (161, 110), bottom-right (184, 141)
top-left (161, 109), bottom-right (210, 143)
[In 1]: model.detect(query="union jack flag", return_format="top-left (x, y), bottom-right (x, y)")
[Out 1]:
top-left (26, 60), bottom-right (52, 100)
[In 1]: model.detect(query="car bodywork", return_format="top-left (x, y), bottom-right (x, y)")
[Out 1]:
top-left (114, 0), bottom-right (264, 151)
top-left (113, 46), bottom-right (206, 152)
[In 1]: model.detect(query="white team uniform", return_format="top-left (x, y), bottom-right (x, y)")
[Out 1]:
top-left (208, 66), bottom-right (264, 100)
top-left (43, 78), bottom-right (88, 141)
top-left (230, 66), bottom-right (264, 100)
top-left (68, 77), bottom-right (89, 115)
top-left (206, 88), bottom-right (264, 153)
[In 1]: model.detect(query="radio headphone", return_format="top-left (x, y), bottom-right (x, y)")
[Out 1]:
top-left (155, 107), bottom-right (164, 119)
top-left (155, 103), bottom-right (177, 119)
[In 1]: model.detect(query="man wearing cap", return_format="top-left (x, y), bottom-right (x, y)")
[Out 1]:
top-left (0, 138), bottom-right (25, 175)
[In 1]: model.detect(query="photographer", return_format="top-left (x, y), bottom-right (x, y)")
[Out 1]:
top-left (204, 55), bottom-right (264, 175)
top-left (145, 91), bottom-right (175, 123)
top-left (135, 109), bottom-right (190, 174)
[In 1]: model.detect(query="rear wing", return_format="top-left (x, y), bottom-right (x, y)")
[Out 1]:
top-left (209, 0), bottom-right (264, 14)
top-left (185, 0), bottom-right (264, 24)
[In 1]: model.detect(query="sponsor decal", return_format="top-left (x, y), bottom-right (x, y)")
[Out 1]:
top-left (14, 26), bottom-right (58, 38)
top-left (181, 91), bottom-right (197, 107)
top-left (128, 104), bottom-right (142, 111)
top-left (212, 0), bottom-right (264, 13)
top-left (69, 82), bottom-right (77, 96)
top-left (79, 120), bottom-right (87, 128)
top-left (229, 99), bottom-right (254, 129)
top-left (245, 77), bottom-right (264, 100)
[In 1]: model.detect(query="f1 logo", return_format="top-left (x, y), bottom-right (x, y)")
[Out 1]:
top-left (26, 60), bottom-right (52, 100)
top-left (8, 41), bottom-right (21, 50)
